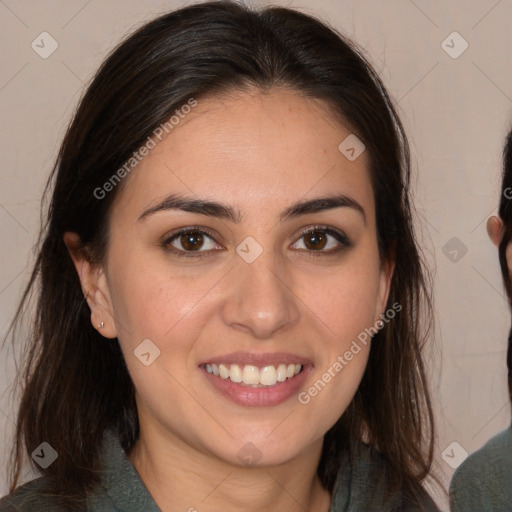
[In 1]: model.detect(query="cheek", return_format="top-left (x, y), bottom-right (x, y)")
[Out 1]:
top-left (295, 259), bottom-right (382, 342)
top-left (291, 254), bottom-right (381, 425)
top-left (296, 338), bottom-right (370, 444)
top-left (107, 255), bottom-right (225, 343)
top-left (107, 264), bottom-right (222, 419)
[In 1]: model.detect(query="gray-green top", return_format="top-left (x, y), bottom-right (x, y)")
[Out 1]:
top-left (450, 426), bottom-right (512, 512)
top-left (0, 430), bottom-right (438, 511)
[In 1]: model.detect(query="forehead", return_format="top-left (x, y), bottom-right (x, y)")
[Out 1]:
top-left (111, 87), bottom-right (375, 223)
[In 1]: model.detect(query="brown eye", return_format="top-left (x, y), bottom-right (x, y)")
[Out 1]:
top-left (180, 231), bottom-right (204, 251)
top-left (163, 227), bottom-right (222, 258)
top-left (304, 230), bottom-right (327, 250)
top-left (291, 226), bottom-right (352, 255)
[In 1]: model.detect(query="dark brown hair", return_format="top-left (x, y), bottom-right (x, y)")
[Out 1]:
top-left (496, 129), bottom-right (512, 401)
top-left (5, 0), bottom-right (435, 507)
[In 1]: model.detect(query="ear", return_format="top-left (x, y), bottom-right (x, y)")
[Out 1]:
top-left (375, 256), bottom-right (395, 324)
top-left (63, 232), bottom-right (117, 339)
top-left (486, 215), bottom-right (503, 247)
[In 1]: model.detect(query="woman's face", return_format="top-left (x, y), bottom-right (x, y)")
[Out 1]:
top-left (91, 88), bottom-right (392, 467)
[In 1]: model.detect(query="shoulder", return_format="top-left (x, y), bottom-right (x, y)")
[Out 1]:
top-left (0, 477), bottom-right (63, 512)
top-left (0, 431), bottom-right (119, 511)
top-left (330, 443), bottom-right (439, 512)
top-left (450, 427), bottom-right (512, 511)
top-left (0, 430), bottom-right (157, 512)
top-left (451, 428), bottom-right (512, 488)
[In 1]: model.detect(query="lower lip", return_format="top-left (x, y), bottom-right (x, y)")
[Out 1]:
top-left (201, 365), bottom-right (312, 407)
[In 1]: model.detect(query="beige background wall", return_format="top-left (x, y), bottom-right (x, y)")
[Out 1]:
top-left (1, 1), bottom-right (511, 510)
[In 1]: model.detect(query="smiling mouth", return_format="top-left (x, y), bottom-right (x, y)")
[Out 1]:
top-left (203, 363), bottom-right (304, 387)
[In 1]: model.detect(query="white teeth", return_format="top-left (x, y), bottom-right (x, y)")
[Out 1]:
top-left (260, 366), bottom-right (277, 386)
top-left (230, 364), bottom-right (243, 383)
top-left (242, 365), bottom-right (260, 385)
top-left (276, 364), bottom-right (287, 382)
top-left (219, 364), bottom-right (230, 379)
top-left (206, 363), bottom-right (303, 386)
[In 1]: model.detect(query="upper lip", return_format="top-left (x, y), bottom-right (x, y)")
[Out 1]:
top-left (199, 351), bottom-right (313, 367)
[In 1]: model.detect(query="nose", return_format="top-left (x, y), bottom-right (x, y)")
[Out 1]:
top-left (220, 251), bottom-right (300, 340)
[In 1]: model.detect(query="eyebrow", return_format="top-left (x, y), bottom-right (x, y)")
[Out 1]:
top-left (138, 193), bottom-right (366, 224)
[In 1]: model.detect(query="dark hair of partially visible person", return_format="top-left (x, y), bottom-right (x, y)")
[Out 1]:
top-left (497, 129), bottom-right (512, 402)
top-left (4, 0), bottom-right (435, 508)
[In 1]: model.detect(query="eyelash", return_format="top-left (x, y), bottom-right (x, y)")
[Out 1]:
top-left (161, 225), bottom-right (352, 259)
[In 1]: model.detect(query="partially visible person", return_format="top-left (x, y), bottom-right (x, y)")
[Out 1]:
top-left (449, 130), bottom-right (512, 511)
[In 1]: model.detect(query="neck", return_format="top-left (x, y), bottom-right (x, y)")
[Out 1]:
top-left (129, 420), bottom-right (332, 512)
